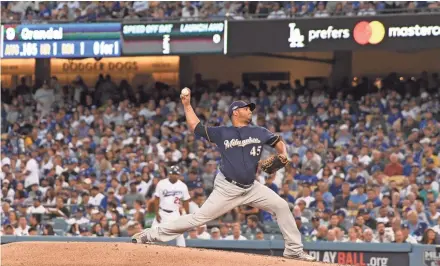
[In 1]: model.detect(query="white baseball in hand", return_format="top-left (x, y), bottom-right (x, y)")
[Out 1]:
top-left (181, 88), bottom-right (190, 96)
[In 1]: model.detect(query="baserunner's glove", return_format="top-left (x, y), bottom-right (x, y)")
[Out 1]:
top-left (260, 154), bottom-right (289, 174)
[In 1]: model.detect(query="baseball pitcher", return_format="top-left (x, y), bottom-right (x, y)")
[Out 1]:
top-left (133, 89), bottom-right (315, 261)
top-left (152, 165), bottom-right (190, 247)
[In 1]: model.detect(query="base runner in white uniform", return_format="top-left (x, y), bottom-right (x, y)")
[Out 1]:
top-left (151, 165), bottom-right (190, 247)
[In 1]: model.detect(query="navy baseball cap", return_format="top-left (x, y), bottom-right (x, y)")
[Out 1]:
top-left (427, 170), bottom-right (436, 176)
top-left (79, 225), bottom-right (88, 233)
top-left (169, 165), bottom-right (181, 175)
top-left (228, 101), bottom-right (256, 117)
top-left (336, 210), bottom-right (346, 217)
top-left (358, 208), bottom-right (369, 215)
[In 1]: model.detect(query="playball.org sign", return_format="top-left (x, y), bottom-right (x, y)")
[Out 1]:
top-left (227, 14), bottom-right (440, 53)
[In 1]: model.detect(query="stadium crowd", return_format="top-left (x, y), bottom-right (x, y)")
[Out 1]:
top-left (0, 71), bottom-right (440, 245)
top-left (1, 1), bottom-right (440, 23)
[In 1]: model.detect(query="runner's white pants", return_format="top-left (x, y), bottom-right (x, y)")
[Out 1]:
top-left (145, 172), bottom-right (303, 256)
top-left (151, 208), bottom-right (186, 247)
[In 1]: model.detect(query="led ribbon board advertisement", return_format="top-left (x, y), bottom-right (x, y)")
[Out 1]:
top-left (1, 23), bottom-right (121, 58)
top-left (227, 14), bottom-right (440, 53)
top-left (122, 21), bottom-right (227, 55)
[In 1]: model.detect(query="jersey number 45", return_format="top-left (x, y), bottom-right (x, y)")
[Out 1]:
top-left (250, 146), bottom-right (262, 157)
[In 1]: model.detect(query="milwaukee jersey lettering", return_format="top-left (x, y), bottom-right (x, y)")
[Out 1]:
top-left (201, 125), bottom-right (279, 185)
top-left (224, 137), bottom-right (262, 149)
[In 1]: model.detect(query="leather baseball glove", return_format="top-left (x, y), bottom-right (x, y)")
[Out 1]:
top-left (260, 154), bottom-right (289, 174)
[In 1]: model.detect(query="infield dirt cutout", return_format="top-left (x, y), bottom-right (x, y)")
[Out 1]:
top-left (1, 241), bottom-right (344, 266)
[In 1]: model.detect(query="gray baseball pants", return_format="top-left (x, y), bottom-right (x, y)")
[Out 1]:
top-left (144, 171), bottom-right (304, 256)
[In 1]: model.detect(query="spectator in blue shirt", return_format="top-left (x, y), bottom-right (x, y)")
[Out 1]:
top-left (100, 188), bottom-right (121, 211)
top-left (76, 7), bottom-right (97, 22)
top-left (296, 167), bottom-right (318, 184)
top-left (329, 175), bottom-right (344, 196)
top-left (346, 168), bottom-right (366, 191)
top-left (387, 105), bottom-right (403, 125)
top-left (295, 217), bottom-right (310, 236)
top-left (403, 155), bottom-right (414, 176)
top-left (290, 153), bottom-right (302, 169)
top-left (265, 174), bottom-right (279, 194)
top-left (413, 147), bottom-right (424, 165)
top-left (261, 210), bottom-right (274, 222)
top-left (281, 96), bottom-right (298, 116)
top-left (315, 104), bottom-right (329, 122)
top-left (364, 188), bottom-right (382, 207)
top-left (293, 112), bottom-right (308, 128)
top-left (256, 91), bottom-right (271, 111)
top-left (39, 2), bottom-right (52, 20)
top-left (185, 168), bottom-right (203, 191)
top-left (279, 183), bottom-right (295, 204)
top-left (317, 126), bottom-right (331, 145)
top-left (334, 124), bottom-right (352, 147)
top-left (419, 111), bottom-right (434, 129)
top-left (317, 180), bottom-right (334, 206)
top-left (310, 189), bottom-right (328, 209)
top-left (426, 201), bottom-right (440, 226)
top-left (406, 210), bottom-right (428, 237)
top-left (348, 185), bottom-right (367, 210)
top-left (1, 202), bottom-right (11, 225)
top-left (280, 123), bottom-right (293, 141)
top-left (368, 150), bottom-right (386, 174)
top-left (411, 163), bottom-right (422, 179)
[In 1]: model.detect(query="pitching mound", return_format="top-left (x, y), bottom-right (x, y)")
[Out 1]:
top-left (2, 241), bottom-right (335, 266)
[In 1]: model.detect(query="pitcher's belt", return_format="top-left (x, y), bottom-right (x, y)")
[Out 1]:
top-left (225, 177), bottom-right (253, 189)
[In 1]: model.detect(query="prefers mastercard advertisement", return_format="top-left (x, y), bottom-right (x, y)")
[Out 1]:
top-left (227, 14), bottom-right (440, 53)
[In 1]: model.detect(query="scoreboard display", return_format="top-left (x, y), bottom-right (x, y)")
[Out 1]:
top-left (122, 21), bottom-right (228, 55)
top-left (1, 23), bottom-right (121, 58)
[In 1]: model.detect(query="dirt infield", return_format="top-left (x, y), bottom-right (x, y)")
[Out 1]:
top-left (2, 241), bottom-right (340, 266)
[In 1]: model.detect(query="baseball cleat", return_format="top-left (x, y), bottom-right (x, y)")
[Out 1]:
top-left (131, 232), bottom-right (142, 244)
top-left (284, 251), bottom-right (317, 262)
top-left (131, 230), bottom-right (154, 244)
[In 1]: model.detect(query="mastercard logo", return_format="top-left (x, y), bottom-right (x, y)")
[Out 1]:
top-left (353, 21), bottom-right (385, 45)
